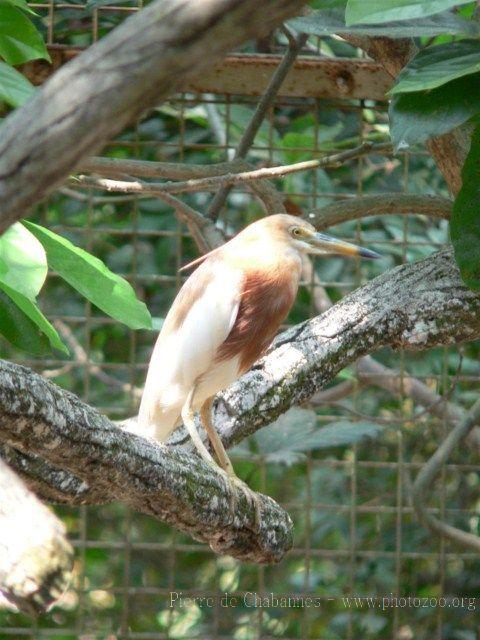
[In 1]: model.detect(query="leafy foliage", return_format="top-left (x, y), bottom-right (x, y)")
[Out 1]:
top-left (345, 0), bottom-right (473, 25)
top-left (0, 282), bottom-right (67, 354)
top-left (0, 219), bottom-right (152, 353)
top-left (389, 73), bottom-right (480, 149)
top-left (235, 408), bottom-right (384, 465)
top-left (24, 222), bottom-right (152, 331)
top-left (450, 122), bottom-right (480, 290)
top-left (290, 7), bottom-right (478, 38)
top-left (0, 222), bottom-right (47, 299)
top-left (0, 0), bottom-right (49, 65)
top-left (0, 61), bottom-right (35, 107)
top-left (390, 40), bottom-right (480, 94)
top-left (0, 0), bottom-right (46, 109)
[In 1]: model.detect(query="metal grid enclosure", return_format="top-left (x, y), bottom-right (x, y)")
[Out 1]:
top-left (0, 3), bottom-right (479, 640)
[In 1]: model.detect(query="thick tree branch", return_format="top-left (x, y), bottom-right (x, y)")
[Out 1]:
top-left (0, 459), bottom-right (73, 614)
top-left (0, 364), bottom-right (293, 565)
top-left (0, 0), bottom-right (306, 232)
top-left (1, 250), bottom-right (479, 541)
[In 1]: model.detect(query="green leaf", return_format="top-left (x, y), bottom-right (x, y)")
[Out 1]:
top-left (0, 281), bottom-right (68, 354)
top-left (345, 0), bottom-right (473, 25)
top-left (0, 282), bottom-right (65, 355)
top-left (0, 287), bottom-right (49, 354)
top-left (0, 62), bottom-right (35, 107)
top-left (238, 408), bottom-right (384, 465)
top-left (389, 73), bottom-right (480, 149)
top-left (24, 222), bottom-right (152, 330)
top-left (0, 222), bottom-right (47, 299)
top-left (289, 8), bottom-right (478, 38)
top-left (310, 0), bottom-right (347, 8)
top-left (390, 40), bottom-right (480, 95)
top-left (1, 0), bottom-right (38, 16)
top-left (450, 122), bottom-right (480, 291)
top-left (0, 3), bottom-right (50, 65)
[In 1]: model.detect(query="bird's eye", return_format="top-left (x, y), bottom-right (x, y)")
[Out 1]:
top-left (292, 227), bottom-right (302, 237)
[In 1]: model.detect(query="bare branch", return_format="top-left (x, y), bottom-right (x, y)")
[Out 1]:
top-left (79, 157), bottom-right (242, 180)
top-left (153, 191), bottom-right (224, 252)
top-left (412, 398), bottom-right (480, 552)
top-left (0, 459), bottom-right (73, 614)
top-left (58, 186), bottom-right (140, 204)
top-left (308, 193), bottom-right (452, 229)
top-left (356, 358), bottom-right (463, 426)
top-left (54, 320), bottom-right (142, 399)
top-left (76, 143), bottom-right (392, 198)
top-left (78, 156), bottom-right (285, 215)
top-left (310, 380), bottom-right (356, 404)
top-left (206, 30), bottom-right (308, 220)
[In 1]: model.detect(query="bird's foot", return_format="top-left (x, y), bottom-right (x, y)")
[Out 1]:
top-left (225, 471), bottom-right (261, 532)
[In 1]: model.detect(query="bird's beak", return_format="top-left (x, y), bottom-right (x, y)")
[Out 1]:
top-left (308, 231), bottom-right (380, 259)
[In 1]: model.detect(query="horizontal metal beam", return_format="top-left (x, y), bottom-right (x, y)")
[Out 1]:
top-left (187, 54), bottom-right (391, 100)
top-left (20, 45), bottom-right (391, 101)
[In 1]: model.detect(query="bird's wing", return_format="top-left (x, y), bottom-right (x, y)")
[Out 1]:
top-left (141, 257), bottom-right (243, 413)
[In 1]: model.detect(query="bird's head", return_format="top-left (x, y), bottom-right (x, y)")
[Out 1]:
top-left (258, 214), bottom-right (380, 260)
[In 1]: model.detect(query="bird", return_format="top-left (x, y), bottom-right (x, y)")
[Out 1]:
top-left (138, 213), bottom-right (379, 522)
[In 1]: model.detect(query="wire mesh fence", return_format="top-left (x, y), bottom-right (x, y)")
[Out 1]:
top-left (0, 2), bottom-right (479, 639)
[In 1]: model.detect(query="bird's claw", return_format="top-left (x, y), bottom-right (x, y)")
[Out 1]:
top-left (225, 471), bottom-right (261, 532)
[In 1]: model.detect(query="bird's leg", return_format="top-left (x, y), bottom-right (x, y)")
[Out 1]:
top-left (181, 387), bottom-right (217, 467)
top-left (181, 387), bottom-right (238, 524)
top-left (200, 398), bottom-right (261, 530)
top-left (199, 397), bottom-right (235, 474)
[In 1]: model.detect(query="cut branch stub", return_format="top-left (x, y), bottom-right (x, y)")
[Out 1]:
top-left (0, 459), bottom-right (73, 614)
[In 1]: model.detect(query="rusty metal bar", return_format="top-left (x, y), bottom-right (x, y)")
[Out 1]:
top-left (20, 46), bottom-right (392, 100)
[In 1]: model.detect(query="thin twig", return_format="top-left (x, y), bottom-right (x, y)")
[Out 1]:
top-left (58, 187), bottom-right (141, 204)
top-left (75, 143), bottom-right (392, 197)
top-left (412, 398), bottom-right (480, 552)
top-left (154, 191), bottom-right (224, 252)
top-left (77, 157), bottom-right (286, 214)
top-left (54, 320), bottom-right (142, 399)
top-left (206, 29), bottom-right (309, 221)
top-left (79, 157), bottom-right (239, 180)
